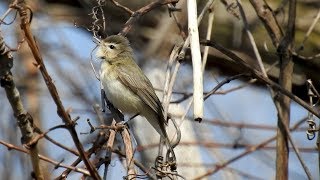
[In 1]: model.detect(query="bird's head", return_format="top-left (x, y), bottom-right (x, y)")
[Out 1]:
top-left (96, 35), bottom-right (133, 61)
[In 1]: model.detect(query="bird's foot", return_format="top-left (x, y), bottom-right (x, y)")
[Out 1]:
top-left (117, 120), bottom-right (129, 125)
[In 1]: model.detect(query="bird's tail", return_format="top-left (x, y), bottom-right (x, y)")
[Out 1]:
top-left (144, 112), bottom-right (176, 161)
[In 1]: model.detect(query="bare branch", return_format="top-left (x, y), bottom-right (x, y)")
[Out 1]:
top-left (121, 126), bottom-right (137, 179)
top-left (0, 140), bottom-right (90, 176)
top-left (200, 40), bottom-right (320, 119)
top-left (11, 1), bottom-right (101, 179)
top-left (0, 30), bottom-right (43, 180)
top-left (110, 0), bottom-right (134, 15)
top-left (192, 117), bottom-right (308, 179)
top-left (119, 0), bottom-right (179, 35)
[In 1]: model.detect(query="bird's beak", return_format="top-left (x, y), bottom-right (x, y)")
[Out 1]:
top-left (93, 37), bottom-right (105, 60)
top-left (96, 46), bottom-right (106, 60)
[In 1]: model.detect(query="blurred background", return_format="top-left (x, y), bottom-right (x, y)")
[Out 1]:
top-left (0, 0), bottom-right (319, 179)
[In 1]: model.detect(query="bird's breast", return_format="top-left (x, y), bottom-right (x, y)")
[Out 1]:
top-left (100, 62), bottom-right (144, 114)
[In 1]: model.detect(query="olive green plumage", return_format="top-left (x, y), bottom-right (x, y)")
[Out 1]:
top-left (96, 35), bottom-right (169, 141)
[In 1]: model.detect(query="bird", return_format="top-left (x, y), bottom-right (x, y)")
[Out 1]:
top-left (96, 35), bottom-right (174, 157)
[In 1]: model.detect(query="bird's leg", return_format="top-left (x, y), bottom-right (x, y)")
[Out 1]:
top-left (100, 88), bottom-right (106, 112)
top-left (129, 113), bottom-right (139, 120)
top-left (109, 106), bottom-right (124, 122)
top-left (118, 113), bottom-right (139, 125)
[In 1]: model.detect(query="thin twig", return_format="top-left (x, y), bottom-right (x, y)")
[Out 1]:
top-left (204, 74), bottom-right (247, 100)
top-left (192, 117), bottom-right (308, 179)
top-left (112, 149), bottom-right (156, 180)
top-left (297, 9), bottom-right (320, 52)
top-left (32, 125), bottom-right (80, 156)
top-left (110, 0), bottom-right (134, 15)
top-left (162, 62), bottom-right (278, 104)
top-left (279, 116), bottom-right (313, 179)
top-left (56, 130), bottom-right (109, 179)
top-left (237, 0), bottom-right (267, 77)
top-left (138, 141), bottom-right (317, 153)
top-left (162, 44), bottom-right (181, 119)
top-left (200, 40), bottom-right (320, 119)
top-left (0, 5), bottom-right (14, 25)
top-left (201, 117), bottom-right (308, 131)
top-left (0, 140), bottom-right (90, 176)
top-left (119, 0), bottom-right (179, 35)
top-left (170, 74), bottom-right (244, 142)
top-left (201, 3), bottom-right (215, 72)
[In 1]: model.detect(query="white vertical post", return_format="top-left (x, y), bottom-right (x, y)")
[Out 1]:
top-left (187, 0), bottom-right (203, 121)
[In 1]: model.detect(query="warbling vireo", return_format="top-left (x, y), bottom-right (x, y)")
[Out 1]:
top-left (96, 35), bottom-right (173, 151)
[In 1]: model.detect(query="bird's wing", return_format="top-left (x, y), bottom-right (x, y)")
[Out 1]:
top-left (116, 63), bottom-right (167, 125)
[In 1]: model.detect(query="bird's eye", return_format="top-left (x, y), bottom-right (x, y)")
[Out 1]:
top-left (109, 45), bottom-right (115, 49)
